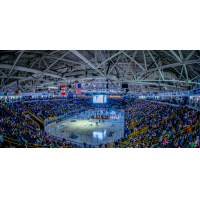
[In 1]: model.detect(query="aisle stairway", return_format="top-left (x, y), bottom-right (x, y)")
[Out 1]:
top-left (21, 102), bottom-right (44, 125)
top-left (22, 111), bottom-right (41, 131)
top-left (0, 102), bottom-right (15, 116)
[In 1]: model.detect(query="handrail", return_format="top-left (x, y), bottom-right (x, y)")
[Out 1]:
top-left (25, 143), bottom-right (73, 148)
top-left (1, 103), bottom-right (30, 127)
top-left (3, 135), bottom-right (21, 147)
top-left (26, 109), bottom-right (43, 124)
top-left (22, 111), bottom-right (40, 131)
top-left (22, 102), bottom-right (44, 123)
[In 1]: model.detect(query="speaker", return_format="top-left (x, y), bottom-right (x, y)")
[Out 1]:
top-left (124, 89), bottom-right (129, 95)
top-left (122, 83), bottom-right (128, 88)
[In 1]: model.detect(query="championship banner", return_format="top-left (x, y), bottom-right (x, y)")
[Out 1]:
top-left (61, 85), bottom-right (66, 95)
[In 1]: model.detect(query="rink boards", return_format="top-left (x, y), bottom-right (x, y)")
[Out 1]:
top-left (45, 109), bottom-right (125, 146)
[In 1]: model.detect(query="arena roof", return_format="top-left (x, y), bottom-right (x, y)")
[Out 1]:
top-left (0, 50), bottom-right (200, 94)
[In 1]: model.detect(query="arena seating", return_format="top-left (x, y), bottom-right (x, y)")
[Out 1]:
top-left (0, 98), bottom-right (199, 148)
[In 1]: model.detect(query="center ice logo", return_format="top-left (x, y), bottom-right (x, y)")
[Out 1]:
top-left (107, 131), bottom-right (114, 137)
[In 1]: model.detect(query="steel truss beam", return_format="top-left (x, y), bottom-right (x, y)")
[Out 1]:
top-left (0, 64), bottom-right (64, 79)
top-left (70, 50), bottom-right (108, 79)
top-left (122, 51), bottom-right (145, 71)
top-left (8, 50), bottom-right (25, 76)
top-left (0, 50), bottom-right (200, 93)
top-left (36, 51), bottom-right (70, 81)
top-left (178, 50), bottom-right (188, 82)
top-left (139, 59), bottom-right (200, 74)
top-left (96, 51), bottom-right (123, 69)
top-left (147, 50), bottom-right (164, 81)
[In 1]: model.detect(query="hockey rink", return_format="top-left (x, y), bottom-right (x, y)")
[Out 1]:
top-left (46, 109), bottom-right (125, 146)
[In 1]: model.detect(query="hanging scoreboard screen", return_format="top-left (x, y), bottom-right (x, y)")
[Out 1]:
top-left (93, 94), bottom-right (107, 103)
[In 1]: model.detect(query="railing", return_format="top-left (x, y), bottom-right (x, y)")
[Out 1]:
top-left (22, 111), bottom-right (41, 131)
top-left (44, 113), bottom-right (73, 126)
top-left (2, 135), bottom-right (74, 148)
top-left (22, 102), bottom-right (44, 123)
top-left (0, 98), bottom-right (70, 104)
top-left (3, 135), bottom-right (21, 147)
top-left (26, 109), bottom-right (43, 124)
top-left (25, 143), bottom-right (73, 148)
top-left (0, 102), bottom-right (15, 116)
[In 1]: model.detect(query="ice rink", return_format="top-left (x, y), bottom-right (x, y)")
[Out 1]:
top-left (46, 109), bottom-right (125, 146)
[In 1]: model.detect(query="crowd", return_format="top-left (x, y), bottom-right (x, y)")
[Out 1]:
top-left (114, 99), bottom-right (200, 148)
top-left (0, 97), bottom-right (199, 148)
